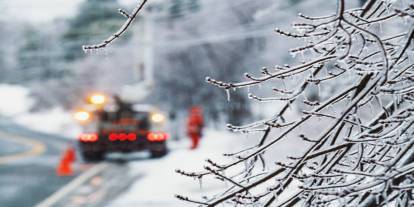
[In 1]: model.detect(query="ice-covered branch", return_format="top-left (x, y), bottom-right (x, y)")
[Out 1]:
top-left (82, 0), bottom-right (148, 51)
top-left (180, 0), bottom-right (414, 206)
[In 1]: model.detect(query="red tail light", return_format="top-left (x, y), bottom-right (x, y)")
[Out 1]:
top-left (79, 133), bottom-right (99, 142)
top-left (109, 133), bottom-right (137, 141)
top-left (147, 132), bottom-right (169, 142)
top-left (119, 133), bottom-right (127, 141)
top-left (109, 133), bottom-right (117, 141)
top-left (128, 133), bottom-right (137, 141)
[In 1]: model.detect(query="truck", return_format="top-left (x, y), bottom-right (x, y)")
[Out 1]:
top-left (73, 93), bottom-right (169, 162)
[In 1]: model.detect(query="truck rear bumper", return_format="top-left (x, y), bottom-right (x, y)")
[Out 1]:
top-left (79, 140), bottom-right (167, 153)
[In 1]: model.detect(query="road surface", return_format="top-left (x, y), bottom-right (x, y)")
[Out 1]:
top-left (0, 118), bottom-right (75, 207)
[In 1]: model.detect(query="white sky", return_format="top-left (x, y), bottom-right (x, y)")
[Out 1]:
top-left (3, 0), bottom-right (84, 23)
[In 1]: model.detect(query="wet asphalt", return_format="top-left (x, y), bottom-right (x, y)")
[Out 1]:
top-left (0, 118), bottom-right (75, 207)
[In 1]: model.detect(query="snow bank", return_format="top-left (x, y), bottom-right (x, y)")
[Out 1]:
top-left (0, 84), bottom-right (81, 138)
top-left (0, 84), bottom-right (34, 117)
top-left (14, 107), bottom-right (81, 138)
top-left (108, 130), bottom-right (241, 207)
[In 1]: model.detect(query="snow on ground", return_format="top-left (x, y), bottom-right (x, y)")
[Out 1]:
top-left (0, 84), bottom-right (34, 117)
top-left (0, 84), bottom-right (81, 138)
top-left (0, 84), bottom-right (299, 206)
top-left (107, 130), bottom-right (242, 207)
top-left (14, 107), bottom-right (81, 138)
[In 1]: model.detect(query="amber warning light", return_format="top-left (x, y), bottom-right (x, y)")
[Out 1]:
top-left (88, 93), bottom-right (106, 105)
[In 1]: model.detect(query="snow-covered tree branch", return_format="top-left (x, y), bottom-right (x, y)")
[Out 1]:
top-left (83, 0), bottom-right (413, 206)
top-left (82, 0), bottom-right (148, 51)
top-left (173, 0), bottom-right (414, 206)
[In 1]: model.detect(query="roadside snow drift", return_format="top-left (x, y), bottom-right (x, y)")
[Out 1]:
top-left (0, 84), bottom-right (34, 117)
top-left (0, 84), bottom-right (81, 138)
top-left (108, 130), bottom-right (242, 207)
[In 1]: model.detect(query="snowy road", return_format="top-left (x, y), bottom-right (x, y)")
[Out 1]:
top-left (0, 117), bottom-right (260, 207)
top-left (0, 119), bottom-right (74, 207)
top-left (106, 130), bottom-right (243, 207)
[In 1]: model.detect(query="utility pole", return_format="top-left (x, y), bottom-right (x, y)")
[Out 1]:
top-left (139, 4), bottom-right (155, 88)
top-left (121, 0), bottom-right (163, 102)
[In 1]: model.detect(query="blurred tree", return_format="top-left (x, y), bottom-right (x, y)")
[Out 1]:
top-left (169, 0), bottom-right (185, 19)
top-left (153, 1), bottom-right (267, 124)
top-left (187, 0), bottom-right (201, 13)
top-left (15, 25), bottom-right (63, 83)
top-left (61, 0), bottom-right (126, 61)
top-left (0, 19), bottom-right (25, 83)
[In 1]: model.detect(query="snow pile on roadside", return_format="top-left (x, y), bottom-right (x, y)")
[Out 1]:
top-left (108, 130), bottom-right (244, 207)
top-left (14, 107), bottom-right (81, 138)
top-left (0, 84), bottom-right (81, 138)
top-left (0, 84), bottom-right (34, 116)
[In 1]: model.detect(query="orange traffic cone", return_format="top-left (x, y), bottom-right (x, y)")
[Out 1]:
top-left (64, 146), bottom-right (76, 163)
top-left (56, 146), bottom-right (75, 176)
top-left (56, 159), bottom-right (72, 176)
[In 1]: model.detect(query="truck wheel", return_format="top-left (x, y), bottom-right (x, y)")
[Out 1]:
top-left (82, 151), bottom-right (105, 162)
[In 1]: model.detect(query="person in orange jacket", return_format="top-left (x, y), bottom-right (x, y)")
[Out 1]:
top-left (187, 106), bottom-right (204, 149)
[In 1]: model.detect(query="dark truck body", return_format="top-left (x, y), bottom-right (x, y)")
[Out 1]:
top-left (79, 108), bottom-right (168, 161)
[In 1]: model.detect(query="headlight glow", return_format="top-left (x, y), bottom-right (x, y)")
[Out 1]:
top-left (151, 113), bottom-right (165, 123)
top-left (73, 110), bottom-right (91, 122)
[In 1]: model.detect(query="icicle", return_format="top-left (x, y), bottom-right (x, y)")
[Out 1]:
top-left (378, 22), bottom-right (383, 34)
top-left (103, 48), bottom-right (109, 58)
top-left (198, 177), bottom-right (203, 189)
top-left (226, 89), bottom-right (231, 102)
top-left (393, 95), bottom-right (398, 112)
top-left (316, 83), bottom-right (321, 99)
top-left (375, 95), bottom-right (384, 109)
top-left (403, 15), bottom-right (409, 25)
top-left (384, 2), bottom-right (391, 14)
top-left (290, 51), bottom-right (297, 58)
top-left (244, 159), bottom-right (249, 172)
top-left (408, 50), bottom-right (414, 64)
top-left (368, 101), bottom-right (375, 115)
top-left (222, 171), bottom-right (228, 188)
top-left (247, 86), bottom-right (251, 94)
top-left (300, 50), bottom-right (305, 61)
top-left (281, 79), bottom-right (287, 91)
top-left (337, 58), bottom-right (346, 65)
top-left (356, 116), bottom-right (362, 132)
top-left (286, 101), bottom-right (292, 111)
top-left (273, 188), bottom-right (279, 202)
top-left (382, 183), bottom-right (389, 205)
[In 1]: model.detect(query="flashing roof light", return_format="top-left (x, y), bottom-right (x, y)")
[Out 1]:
top-left (89, 93), bottom-right (106, 105)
